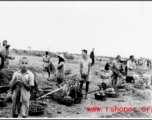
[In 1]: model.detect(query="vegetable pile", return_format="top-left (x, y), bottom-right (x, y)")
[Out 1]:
top-left (29, 102), bottom-right (46, 113)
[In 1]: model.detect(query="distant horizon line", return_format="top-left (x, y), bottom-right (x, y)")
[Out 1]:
top-left (10, 48), bottom-right (145, 59)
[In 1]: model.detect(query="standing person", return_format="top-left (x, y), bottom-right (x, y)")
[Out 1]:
top-left (56, 54), bottom-right (65, 88)
top-left (90, 48), bottom-right (95, 67)
top-left (2, 40), bottom-right (15, 68)
top-left (79, 49), bottom-right (92, 99)
top-left (43, 51), bottom-right (51, 80)
top-left (147, 59), bottom-right (151, 69)
top-left (126, 55), bottom-right (136, 83)
top-left (89, 48), bottom-right (95, 86)
top-left (3, 40), bottom-right (9, 68)
top-left (10, 57), bottom-right (34, 118)
top-left (111, 55), bottom-right (123, 92)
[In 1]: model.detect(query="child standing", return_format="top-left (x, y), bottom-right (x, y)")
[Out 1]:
top-left (10, 57), bottom-right (34, 118)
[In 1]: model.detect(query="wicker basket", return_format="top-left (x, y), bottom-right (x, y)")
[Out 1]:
top-left (29, 102), bottom-right (47, 116)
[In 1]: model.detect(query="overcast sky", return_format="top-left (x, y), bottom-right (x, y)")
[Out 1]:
top-left (0, 1), bottom-right (152, 58)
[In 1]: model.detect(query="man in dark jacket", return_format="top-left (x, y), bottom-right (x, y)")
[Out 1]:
top-left (90, 48), bottom-right (95, 67)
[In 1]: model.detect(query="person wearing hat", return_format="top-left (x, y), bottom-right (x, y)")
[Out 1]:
top-left (111, 55), bottom-right (123, 92)
top-left (79, 49), bottom-right (92, 99)
top-left (126, 55), bottom-right (136, 83)
top-left (55, 54), bottom-right (65, 88)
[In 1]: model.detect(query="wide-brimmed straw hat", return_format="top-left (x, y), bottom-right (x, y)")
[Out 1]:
top-left (56, 54), bottom-right (65, 60)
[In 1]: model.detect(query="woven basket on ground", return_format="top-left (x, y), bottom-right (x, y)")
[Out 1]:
top-left (29, 101), bottom-right (47, 116)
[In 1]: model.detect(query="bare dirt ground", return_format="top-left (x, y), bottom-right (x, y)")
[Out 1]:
top-left (0, 55), bottom-right (152, 118)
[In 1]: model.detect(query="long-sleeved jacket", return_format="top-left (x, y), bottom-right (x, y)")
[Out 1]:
top-left (127, 60), bottom-right (136, 77)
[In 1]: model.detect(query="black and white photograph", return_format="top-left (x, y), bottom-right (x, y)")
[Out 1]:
top-left (0, 1), bottom-right (152, 118)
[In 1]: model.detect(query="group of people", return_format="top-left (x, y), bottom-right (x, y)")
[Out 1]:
top-left (136, 58), bottom-right (152, 69)
top-left (42, 48), bottom-right (95, 98)
top-left (42, 50), bottom-right (137, 100)
top-left (42, 51), bottom-right (66, 87)
top-left (8, 46), bottom-right (138, 118)
top-left (104, 55), bottom-right (137, 92)
top-left (8, 48), bottom-right (95, 118)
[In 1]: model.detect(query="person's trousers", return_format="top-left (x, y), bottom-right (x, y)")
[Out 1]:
top-left (12, 102), bottom-right (29, 118)
top-left (111, 73), bottom-right (119, 93)
top-left (80, 81), bottom-right (90, 93)
top-left (112, 73), bottom-right (119, 86)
